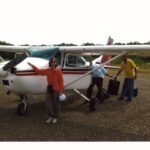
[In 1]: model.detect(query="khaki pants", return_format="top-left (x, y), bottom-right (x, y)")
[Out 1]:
top-left (45, 91), bottom-right (60, 118)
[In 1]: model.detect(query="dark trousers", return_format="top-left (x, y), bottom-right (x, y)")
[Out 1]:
top-left (45, 88), bottom-right (60, 118)
top-left (121, 78), bottom-right (134, 100)
top-left (86, 77), bottom-right (103, 99)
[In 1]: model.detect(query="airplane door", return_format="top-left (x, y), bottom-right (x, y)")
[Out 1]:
top-left (63, 54), bottom-right (92, 89)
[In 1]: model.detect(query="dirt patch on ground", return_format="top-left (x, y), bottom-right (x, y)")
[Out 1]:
top-left (0, 69), bottom-right (150, 141)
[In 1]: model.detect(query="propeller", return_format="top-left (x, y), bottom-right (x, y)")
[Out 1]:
top-left (3, 52), bottom-right (29, 71)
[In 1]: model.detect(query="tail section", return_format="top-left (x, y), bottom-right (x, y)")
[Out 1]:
top-left (101, 36), bottom-right (113, 65)
top-left (106, 36), bottom-right (114, 45)
top-left (92, 36), bottom-right (114, 65)
top-left (101, 55), bottom-right (112, 65)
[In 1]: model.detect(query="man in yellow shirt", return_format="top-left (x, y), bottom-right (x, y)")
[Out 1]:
top-left (114, 53), bottom-right (137, 101)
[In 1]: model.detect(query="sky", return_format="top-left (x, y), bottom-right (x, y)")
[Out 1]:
top-left (0, 0), bottom-right (150, 46)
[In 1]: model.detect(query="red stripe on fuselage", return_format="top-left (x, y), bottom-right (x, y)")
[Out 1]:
top-left (63, 71), bottom-right (87, 74)
top-left (16, 72), bottom-right (37, 76)
top-left (16, 69), bottom-right (91, 76)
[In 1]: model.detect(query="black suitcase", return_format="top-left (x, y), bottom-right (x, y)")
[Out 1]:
top-left (107, 79), bottom-right (120, 95)
top-left (133, 88), bottom-right (138, 97)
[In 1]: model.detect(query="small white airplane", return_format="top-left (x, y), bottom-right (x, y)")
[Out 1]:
top-left (0, 38), bottom-right (150, 115)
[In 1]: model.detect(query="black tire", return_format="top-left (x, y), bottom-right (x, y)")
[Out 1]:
top-left (17, 103), bottom-right (28, 115)
top-left (89, 98), bottom-right (96, 111)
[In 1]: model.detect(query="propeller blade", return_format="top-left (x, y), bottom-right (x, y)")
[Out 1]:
top-left (3, 52), bottom-right (29, 71)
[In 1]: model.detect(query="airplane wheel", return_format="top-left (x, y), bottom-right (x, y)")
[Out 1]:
top-left (89, 98), bottom-right (96, 111)
top-left (17, 103), bottom-right (28, 115)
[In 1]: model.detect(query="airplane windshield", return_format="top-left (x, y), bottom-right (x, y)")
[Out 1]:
top-left (28, 47), bottom-right (59, 60)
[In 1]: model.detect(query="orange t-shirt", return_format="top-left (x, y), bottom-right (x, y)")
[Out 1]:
top-left (32, 65), bottom-right (64, 92)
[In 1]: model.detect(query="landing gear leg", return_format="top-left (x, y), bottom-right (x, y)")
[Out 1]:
top-left (17, 96), bottom-right (28, 115)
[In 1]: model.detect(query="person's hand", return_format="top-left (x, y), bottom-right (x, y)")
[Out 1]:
top-left (109, 75), bottom-right (113, 78)
top-left (106, 74), bottom-right (113, 78)
top-left (59, 92), bottom-right (63, 95)
top-left (113, 75), bottom-right (118, 80)
top-left (134, 75), bottom-right (137, 80)
top-left (27, 62), bottom-right (32, 66)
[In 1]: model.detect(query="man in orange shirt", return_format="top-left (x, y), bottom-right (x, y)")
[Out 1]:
top-left (114, 53), bottom-right (137, 101)
top-left (28, 57), bottom-right (64, 124)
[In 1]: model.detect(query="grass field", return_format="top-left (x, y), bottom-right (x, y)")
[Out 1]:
top-left (0, 68), bottom-right (150, 141)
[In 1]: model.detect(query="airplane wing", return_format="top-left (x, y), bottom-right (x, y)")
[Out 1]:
top-left (0, 44), bottom-right (150, 70)
top-left (0, 44), bottom-right (150, 71)
top-left (0, 45), bottom-right (29, 52)
top-left (0, 45), bottom-right (150, 55)
top-left (59, 45), bottom-right (150, 56)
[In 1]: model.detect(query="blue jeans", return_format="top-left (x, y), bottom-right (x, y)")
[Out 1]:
top-left (121, 78), bottom-right (134, 100)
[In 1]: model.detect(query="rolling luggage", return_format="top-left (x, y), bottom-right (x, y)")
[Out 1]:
top-left (107, 79), bottom-right (120, 95)
top-left (133, 88), bottom-right (138, 97)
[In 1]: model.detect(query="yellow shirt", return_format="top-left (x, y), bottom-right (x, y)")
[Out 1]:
top-left (121, 58), bottom-right (136, 78)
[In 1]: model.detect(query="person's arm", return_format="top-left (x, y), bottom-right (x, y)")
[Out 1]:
top-left (27, 62), bottom-right (47, 75)
top-left (102, 67), bottom-right (113, 78)
top-left (130, 59), bottom-right (137, 80)
top-left (114, 68), bottom-right (123, 80)
top-left (134, 67), bottom-right (137, 79)
top-left (105, 73), bottom-right (113, 78)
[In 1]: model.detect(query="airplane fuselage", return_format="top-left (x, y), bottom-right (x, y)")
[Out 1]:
top-left (0, 57), bottom-right (91, 96)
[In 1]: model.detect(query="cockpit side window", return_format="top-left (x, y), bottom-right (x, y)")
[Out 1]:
top-left (65, 54), bottom-right (90, 67)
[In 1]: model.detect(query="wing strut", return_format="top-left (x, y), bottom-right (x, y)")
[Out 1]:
top-left (73, 89), bottom-right (90, 101)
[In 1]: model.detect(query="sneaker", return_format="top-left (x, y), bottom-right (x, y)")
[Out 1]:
top-left (51, 118), bottom-right (57, 124)
top-left (126, 98), bottom-right (132, 101)
top-left (46, 117), bottom-right (52, 123)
